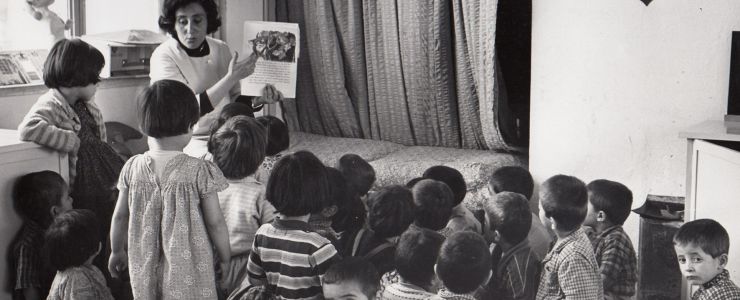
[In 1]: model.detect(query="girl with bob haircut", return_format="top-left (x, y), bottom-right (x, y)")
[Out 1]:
top-left (45, 209), bottom-right (113, 300)
top-left (109, 79), bottom-right (231, 300)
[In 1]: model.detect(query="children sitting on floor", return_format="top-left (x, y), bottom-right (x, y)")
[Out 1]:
top-left (673, 219), bottom-right (740, 299)
top-left (380, 228), bottom-right (445, 299)
top-left (484, 192), bottom-right (541, 300)
top-left (488, 166), bottom-right (552, 260)
top-left (410, 179), bottom-right (455, 237)
top-left (246, 150), bottom-right (339, 299)
top-left (208, 115), bottom-right (276, 296)
top-left (322, 257), bottom-right (381, 300)
top-left (434, 231), bottom-right (492, 299)
top-left (44, 209), bottom-right (113, 300)
top-left (10, 171), bottom-right (74, 300)
top-left (536, 174), bottom-right (602, 300)
top-left (423, 165), bottom-right (481, 234)
top-left (584, 179), bottom-right (638, 299)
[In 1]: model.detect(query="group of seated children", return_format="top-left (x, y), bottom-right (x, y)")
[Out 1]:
top-left (10, 39), bottom-right (740, 300)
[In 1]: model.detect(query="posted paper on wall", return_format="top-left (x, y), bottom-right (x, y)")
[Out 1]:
top-left (241, 21), bottom-right (300, 98)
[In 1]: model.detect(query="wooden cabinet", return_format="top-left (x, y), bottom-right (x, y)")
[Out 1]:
top-left (0, 129), bottom-right (67, 300)
top-left (681, 120), bottom-right (740, 300)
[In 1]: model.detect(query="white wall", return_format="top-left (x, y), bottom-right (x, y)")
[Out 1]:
top-left (530, 0), bottom-right (740, 247)
top-left (85, 0), bottom-right (161, 35)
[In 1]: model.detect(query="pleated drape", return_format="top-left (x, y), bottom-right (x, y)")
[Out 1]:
top-left (275, 0), bottom-right (518, 151)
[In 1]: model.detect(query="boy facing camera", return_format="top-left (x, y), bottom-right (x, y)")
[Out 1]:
top-left (674, 219), bottom-right (740, 299)
top-left (583, 179), bottom-right (637, 299)
top-left (434, 231), bottom-right (491, 299)
top-left (536, 175), bottom-right (602, 300)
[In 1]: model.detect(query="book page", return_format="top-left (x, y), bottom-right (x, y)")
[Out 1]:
top-left (241, 21), bottom-right (300, 98)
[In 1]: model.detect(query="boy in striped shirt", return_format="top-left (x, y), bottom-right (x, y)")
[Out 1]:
top-left (246, 151), bottom-right (339, 299)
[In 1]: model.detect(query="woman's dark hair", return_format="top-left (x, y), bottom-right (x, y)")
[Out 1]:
top-left (138, 79), bottom-right (200, 138)
top-left (209, 102), bottom-right (254, 135)
top-left (367, 185), bottom-right (414, 238)
top-left (158, 0), bottom-right (222, 37)
top-left (208, 116), bottom-right (267, 179)
top-left (43, 209), bottom-right (100, 271)
top-left (44, 39), bottom-right (104, 89)
top-left (266, 151), bottom-right (328, 216)
top-left (256, 116), bottom-right (289, 156)
top-left (13, 171), bottom-right (67, 228)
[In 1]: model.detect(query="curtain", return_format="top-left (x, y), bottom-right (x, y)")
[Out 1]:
top-left (276, 0), bottom-right (518, 151)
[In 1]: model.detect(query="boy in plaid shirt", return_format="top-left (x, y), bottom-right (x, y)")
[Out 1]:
top-left (583, 180), bottom-right (637, 299)
top-left (674, 219), bottom-right (740, 300)
top-left (536, 175), bottom-right (603, 300)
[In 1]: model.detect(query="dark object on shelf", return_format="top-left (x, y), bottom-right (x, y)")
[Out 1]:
top-left (641, 0), bottom-right (654, 6)
top-left (728, 32), bottom-right (740, 117)
top-left (634, 194), bottom-right (684, 300)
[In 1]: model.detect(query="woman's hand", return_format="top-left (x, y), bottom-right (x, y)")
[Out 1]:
top-left (227, 52), bottom-right (258, 82)
top-left (254, 84), bottom-right (284, 105)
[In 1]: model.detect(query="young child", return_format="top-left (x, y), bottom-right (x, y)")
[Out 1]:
top-left (308, 167), bottom-right (342, 243)
top-left (44, 209), bottom-right (113, 300)
top-left (489, 166), bottom-right (553, 260)
top-left (108, 79), bottom-right (232, 300)
top-left (381, 227), bottom-right (445, 299)
top-left (536, 174), bottom-right (603, 300)
top-left (254, 115), bottom-right (290, 183)
top-left (18, 38), bottom-right (124, 280)
top-left (246, 150), bottom-right (339, 299)
top-left (673, 219), bottom-right (740, 299)
top-left (208, 115), bottom-right (276, 295)
top-left (329, 168), bottom-right (368, 243)
top-left (484, 192), bottom-right (541, 300)
top-left (10, 171), bottom-right (73, 300)
top-left (423, 165), bottom-right (481, 234)
top-left (434, 231), bottom-right (492, 299)
top-left (337, 153), bottom-right (376, 200)
top-left (322, 257), bottom-right (381, 300)
top-left (346, 185), bottom-right (415, 274)
top-left (411, 179), bottom-right (455, 237)
top-left (583, 179), bottom-right (637, 299)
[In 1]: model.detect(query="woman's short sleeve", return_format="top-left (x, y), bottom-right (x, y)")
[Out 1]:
top-left (116, 156), bottom-right (136, 190)
top-left (196, 160), bottom-right (228, 197)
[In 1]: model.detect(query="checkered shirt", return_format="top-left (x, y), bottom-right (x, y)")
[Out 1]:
top-left (692, 270), bottom-right (740, 300)
top-left (536, 228), bottom-right (604, 300)
top-left (591, 225), bottom-right (637, 297)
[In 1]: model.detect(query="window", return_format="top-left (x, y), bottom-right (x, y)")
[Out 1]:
top-left (0, 0), bottom-right (77, 51)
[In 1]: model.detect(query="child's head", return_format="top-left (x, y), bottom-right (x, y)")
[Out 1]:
top-left (423, 165), bottom-right (466, 207)
top-left (138, 79), bottom-right (200, 138)
top-left (209, 102), bottom-right (254, 135)
top-left (539, 174), bottom-right (587, 232)
top-left (367, 185), bottom-right (415, 239)
top-left (43, 209), bottom-right (100, 271)
top-left (673, 219), bottom-right (730, 286)
top-left (44, 38), bottom-right (104, 90)
top-left (483, 192), bottom-right (532, 246)
top-left (584, 179), bottom-right (633, 229)
top-left (337, 154), bottom-right (376, 196)
top-left (395, 227), bottom-right (445, 289)
top-left (322, 257), bottom-right (380, 300)
top-left (326, 167), bottom-right (367, 233)
top-left (256, 115), bottom-right (290, 156)
top-left (13, 171), bottom-right (72, 227)
top-left (266, 150), bottom-right (328, 217)
top-left (435, 231), bottom-right (492, 294)
top-left (405, 177), bottom-right (426, 188)
top-left (208, 115), bottom-right (267, 179)
top-left (489, 166), bottom-right (534, 200)
top-left (412, 179), bottom-right (454, 231)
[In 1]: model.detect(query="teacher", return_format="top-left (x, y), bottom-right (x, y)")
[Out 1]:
top-left (150, 0), bottom-right (281, 135)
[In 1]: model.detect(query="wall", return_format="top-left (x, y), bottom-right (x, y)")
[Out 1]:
top-left (85, 0), bottom-right (161, 35)
top-left (530, 0), bottom-right (740, 248)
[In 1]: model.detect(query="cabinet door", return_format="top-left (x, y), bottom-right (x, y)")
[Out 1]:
top-left (689, 140), bottom-right (740, 281)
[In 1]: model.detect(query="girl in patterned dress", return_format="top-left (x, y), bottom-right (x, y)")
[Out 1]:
top-left (108, 80), bottom-right (231, 300)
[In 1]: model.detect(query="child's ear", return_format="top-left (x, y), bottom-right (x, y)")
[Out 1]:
top-left (719, 253), bottom-right (729, 268)
top-left (50, 205), bottom-right (62, 218)
top-left (433, 263), bottom-right (439, 276)
top-left (596, 211), bottom-right (606, 222)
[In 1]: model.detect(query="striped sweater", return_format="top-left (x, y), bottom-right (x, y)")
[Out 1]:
top-left (18, 89), bottom-right (107, 187)
top-left (247, 218), bottom-right (339, 300)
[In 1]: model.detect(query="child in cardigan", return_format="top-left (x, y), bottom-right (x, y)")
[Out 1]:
top-left (484, 192), bottom-right (541, 300)
top-left (45, 209), bottom-right (113, 300)
top-left (254, 115), bottom-right (290, 183)
top-left (10, 171), bottom-right (73, 300)
top-left (674, 219), bottom-right (740, 300)
top-left (434, 231), bottom-right (492, 299)
top-left (208, 115), bottom-right (276, 296)
top-left (424, 165), bottom-right (481, 234)
top-left (246, 151), bottom-right (339, 299)
top-left (536, 175), bottom-right (602, 300)
top-left (583, 179), bottom-right (637, 299)
top-left (109, 80), bottom-right (231, 299)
